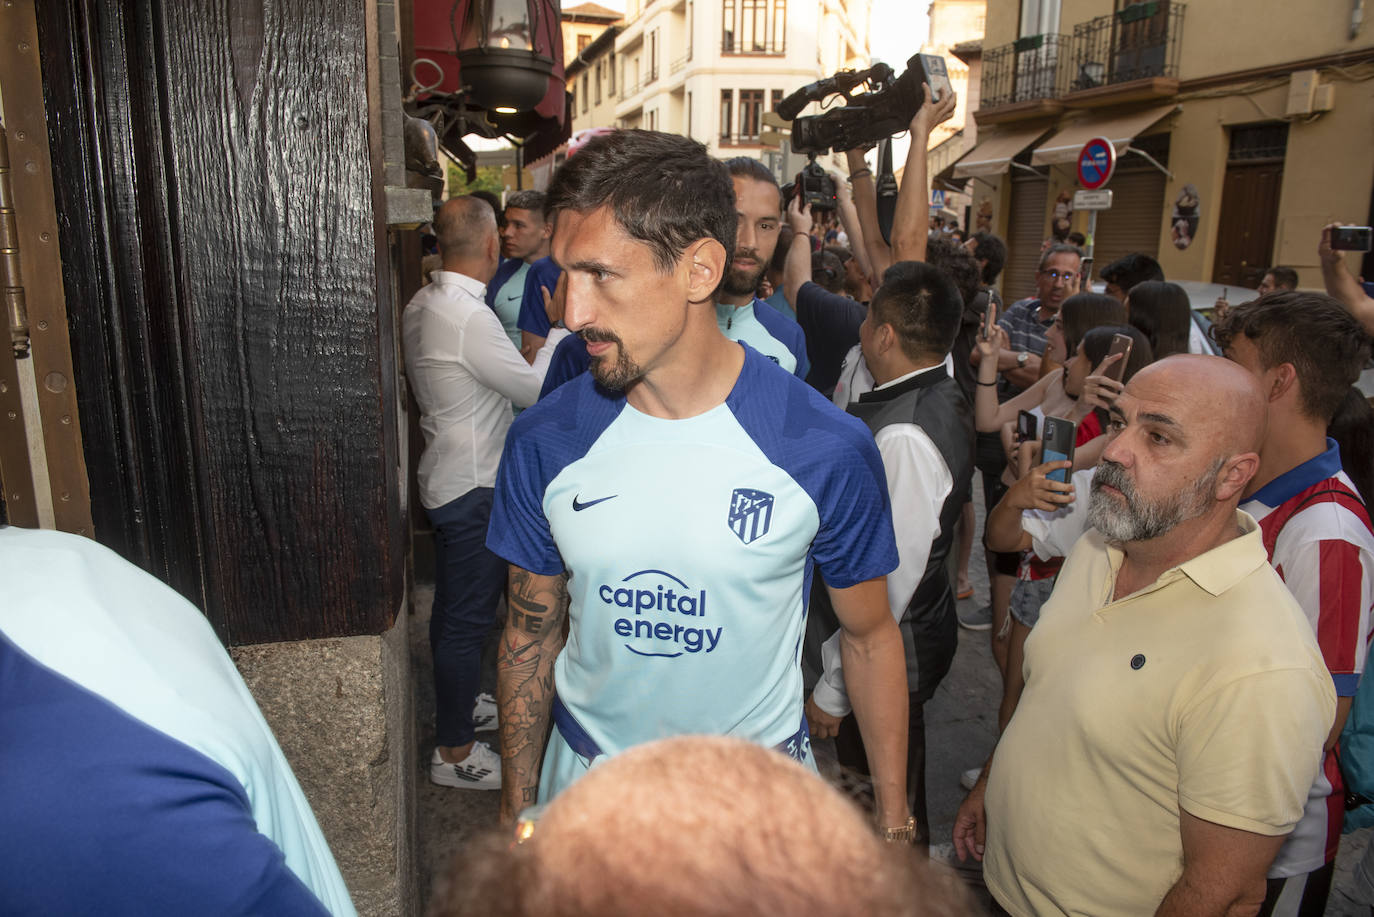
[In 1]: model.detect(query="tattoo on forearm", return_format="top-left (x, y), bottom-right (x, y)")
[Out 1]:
top-left (498, 568), bottom-right (567, 816)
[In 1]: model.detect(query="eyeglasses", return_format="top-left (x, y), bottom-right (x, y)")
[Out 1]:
top-left (1040, 270), bottom-right (1076, 282)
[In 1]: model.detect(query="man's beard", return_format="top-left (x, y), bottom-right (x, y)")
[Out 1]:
top-left (1087, 458), bottom-right (1224, 544)
top-left (581, 328), bottom-right (643, 391)
top-left (722, 249), bottom-right (768, 297)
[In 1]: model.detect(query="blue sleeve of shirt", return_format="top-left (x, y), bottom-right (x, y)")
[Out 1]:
top-left (751, 298), bottom-right (811, 379)
top-left (516, 257), bottom-right (561, 337)
top-left (0, 635), bottom-right (331, 917)
top-left (540, 334), bottom-right (591, 399)
top-left (488, 377), bottom-right (625, 574)
top-left (726, 354), bottom-right (898, 589)
top-left (485, 258), bottom-right (522, 309)
top-left (794, 281), bottom-right (865, 393)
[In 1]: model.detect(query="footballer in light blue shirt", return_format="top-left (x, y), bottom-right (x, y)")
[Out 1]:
top-left (486, 130), bottom-right (912, 835)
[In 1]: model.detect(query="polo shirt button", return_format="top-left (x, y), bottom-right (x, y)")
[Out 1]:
top-left (1130, 654), bottom-right (1146, 670)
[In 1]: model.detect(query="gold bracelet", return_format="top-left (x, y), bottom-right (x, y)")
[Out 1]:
top-left (881, 815), bottom-right (917, 844)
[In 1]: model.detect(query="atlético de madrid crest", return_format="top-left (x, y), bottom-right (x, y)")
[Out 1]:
top-left (728, 488), bottom-right (774, 545)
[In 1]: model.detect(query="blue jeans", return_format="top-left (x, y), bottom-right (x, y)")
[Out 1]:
top-left (427, 488), bottom-right (507, 748)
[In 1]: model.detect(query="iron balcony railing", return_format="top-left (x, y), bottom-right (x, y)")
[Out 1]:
top-left (620, 77), bottom-right (643, 100)
top-left (670, 49), bottom-right (692, 74)
top-left (980, 32), bottom-right (1073, 109)
top-left (644, 66), bottom-right (660, 86)
top-left (979, 3), bottom-right (1185, 110)
top-left (1070, 2), bottom-right (1185, 91)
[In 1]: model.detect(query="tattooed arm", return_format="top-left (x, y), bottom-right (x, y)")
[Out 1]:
top-left (497, 566), bottom-right (569, 824)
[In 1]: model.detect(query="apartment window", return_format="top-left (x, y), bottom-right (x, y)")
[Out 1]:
top-left (770, 89), bottom-right (783, 112)
top-left (581, 74), bottom-right (589, 113)
top-left (648, 109), bottom-right (658, 131)
top-left (686, 91), bottom-right (693, 139)
top-left (722, 0), bottom-right (785, 54)
top-left (610, 51), bottom-right (617, 93)
top-left (719, 89), bottom-right (733, 143)
top-left (595, 61), bottom-right (603, 105)
top-left (738, 89), bottom-right (764, 142)
top-left (578, 33), bottom-right (592, 52)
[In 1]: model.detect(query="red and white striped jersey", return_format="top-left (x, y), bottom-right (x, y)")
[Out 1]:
top-left (1241, 440), bottom-right (1374, 877)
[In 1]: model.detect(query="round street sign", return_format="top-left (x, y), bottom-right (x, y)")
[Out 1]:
top-left (1077, 137), bottom-right (1117, 190)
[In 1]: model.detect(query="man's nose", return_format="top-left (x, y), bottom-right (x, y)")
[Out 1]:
top-left (736, 221), bottom-right (756, 253)
top-left (562, 279), bottom-right (594, 332)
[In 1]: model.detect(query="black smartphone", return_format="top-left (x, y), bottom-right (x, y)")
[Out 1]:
top-left (1332, 226), bottom-right (1374, 252)
top-left (1017, 410), bottom-right (1038, 443)
top-left (981, 299), bottom-right (996, 341)
top-left (1103, 333), bottom-right (1133, 383)
top-left (1042, 416), bottom-right (1076, 484)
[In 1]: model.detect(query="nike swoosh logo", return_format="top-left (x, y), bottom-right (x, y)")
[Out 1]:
top-left (572, 494), bottom-right (618, 512)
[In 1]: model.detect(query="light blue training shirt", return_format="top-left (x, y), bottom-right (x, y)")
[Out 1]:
top-left (487, 345), bottom-right (897, 801)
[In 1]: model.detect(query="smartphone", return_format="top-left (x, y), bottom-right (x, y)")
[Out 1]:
top-left (916, 54), bottom-right (953, 103)
top-left (1042, 416), bottom-right (1076, 484)
top-left (981, 299), bottom-right (996, 340)
top-left (1103, 333), bottom-right (1133, 383)
top-left (1332, 226), bottom-right (1374, 252)
top-left (1017, 410), bottom-right (1038, 443)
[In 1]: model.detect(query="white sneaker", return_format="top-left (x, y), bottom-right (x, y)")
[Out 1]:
top-left (430, 742), bottom-right (501, 789)
top-left (960, 766), bottom-right (983, 791)
top-left (473, 692), bottom-right (498, 732)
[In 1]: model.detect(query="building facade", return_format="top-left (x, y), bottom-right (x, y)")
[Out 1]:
top-left (952, 0), bottom-right (1374, 300)
top-left (587, 0), bottom-right (871, 159)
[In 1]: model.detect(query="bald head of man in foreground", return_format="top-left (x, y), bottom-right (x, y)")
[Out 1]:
top-left (432, 736), bottom-right (969, 917)
top-left (433, 195), bottom-right (501, 284)
top-left (1089, 355), bottom-right (1265, 578)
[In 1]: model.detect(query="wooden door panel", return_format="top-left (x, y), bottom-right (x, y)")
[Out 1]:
top-left (1212, 162), bottom-right (1283, 288)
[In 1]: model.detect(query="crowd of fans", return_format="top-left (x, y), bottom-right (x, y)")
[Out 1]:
top-left (12, 77), bottom-right (1374, 917)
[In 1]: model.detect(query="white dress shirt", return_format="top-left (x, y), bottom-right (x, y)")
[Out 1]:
top-left (813, 363), bottom-right (955, 717)
top-left (403, 269), bottom-right (567, 509)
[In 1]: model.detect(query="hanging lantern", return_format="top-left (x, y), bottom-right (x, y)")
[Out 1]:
top-left (456, 0), bottom-right (558, 114)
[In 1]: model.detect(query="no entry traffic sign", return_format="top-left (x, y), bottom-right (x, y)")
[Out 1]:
top-left (1077, 137), bottom-right (1116, 190)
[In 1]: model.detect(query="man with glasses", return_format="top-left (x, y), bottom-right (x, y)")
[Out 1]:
top-left (972, 243), bottom-right (1082, 397)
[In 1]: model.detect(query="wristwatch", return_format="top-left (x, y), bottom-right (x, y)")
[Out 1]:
top-left (881, 816), bottom-right (917, 844)
top-left (1015, 351), bottom-right (1030, 368)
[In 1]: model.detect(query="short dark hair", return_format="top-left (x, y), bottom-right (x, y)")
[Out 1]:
top-left (925, 236), bottom-right (981, 312)
top-left (969, 232), bottom-right (1006, 285)
top-left (1060, 292), bottom-right (1127, 359)
top-left (812, 249), bottom-right (845, 293)
top-left (1082, 324), bottom-right (1153, 384)
top-left (547, 130), bottom-right (736, 274)
top-left (723, 156), bottom-right (783, 215)
top-left (1211, 291), bottom-right (1372, 422)
top-left (1126, 281), bottom-right (1192, 359)
top-left (1067, 231), bottom-right (1086, 247)
top-left (770, 224), bottom-right (794, 273)
top-left (505, 190), bottom-right (549, 220)
top-left (1100, 252), bottom-right (1164, 293)
top-left (869, 261), bottom-right (963, 362)
top-left (1265, 266), bottom-right (1299, 290)
top-left (1037, 243), bottom-right (1083, 273)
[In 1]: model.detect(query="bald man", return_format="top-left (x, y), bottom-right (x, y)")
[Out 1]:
top-left (403, 196), bottom-right (566, 789)
top-left (432, 736), bottom-right (970, 917)
top-left (955, 357), bottom-right (1337, 917)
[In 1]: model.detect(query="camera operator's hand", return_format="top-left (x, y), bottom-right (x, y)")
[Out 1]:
top-left (909, 82), bottom-right (957, 140)
top-left (786, 193), bottom-right (814, 236)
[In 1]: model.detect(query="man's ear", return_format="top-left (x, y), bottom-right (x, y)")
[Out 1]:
top-left (684, 238), bottom-right (728, 304)
top-left (1216, 451), bottom-right (1261, 502)
top-left (1268, 362), bottom-right (1299, 405)
top-left (541, 219), bottom-right (553, 240)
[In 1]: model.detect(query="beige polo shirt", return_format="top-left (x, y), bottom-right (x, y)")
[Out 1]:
top-left (984, 512), bottom-right (1336, 917)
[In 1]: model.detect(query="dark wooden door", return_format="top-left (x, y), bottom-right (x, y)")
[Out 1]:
top-left (35, 0), bottom-right (405, 645)
top-left (1211, 162), bottom-right (1284, 288)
